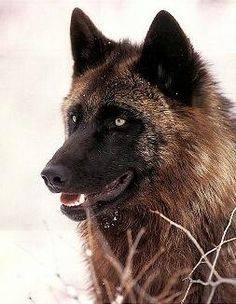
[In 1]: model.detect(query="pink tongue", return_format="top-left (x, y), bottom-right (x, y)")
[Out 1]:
top-left (60, 193), bottom-right (79, 205)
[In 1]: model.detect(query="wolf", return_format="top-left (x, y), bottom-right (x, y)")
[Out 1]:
top-left (41, 8), bottom-right (236, 303)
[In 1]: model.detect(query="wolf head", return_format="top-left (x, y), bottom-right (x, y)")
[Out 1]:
top-left (41, 9), bottom-right (231, 222)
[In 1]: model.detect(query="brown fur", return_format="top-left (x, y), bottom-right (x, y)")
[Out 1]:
top-left (63, 9), bottom-right (236, 303)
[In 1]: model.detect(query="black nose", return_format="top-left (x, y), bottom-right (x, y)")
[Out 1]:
top-left (41, 165), bottom-right (69, 192)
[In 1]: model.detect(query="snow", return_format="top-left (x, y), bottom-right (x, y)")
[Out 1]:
top-left (0, 230), bottom-right (93, 304)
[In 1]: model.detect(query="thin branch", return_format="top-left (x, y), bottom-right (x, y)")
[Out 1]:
top-left (103, 279), bottom-right (114, 303)
top-left (189, 278), bottom-right (236, 287)
top-left (27, 294), bottom-right (36, 304)
top-left (181, 207), bottom-right (236, 304)
top-left (151, 209), bottom-right (220, 279)
top-left (134, 247), bottom-right (165, 283)
top-left (123, 228), bottom-right (145, 285)
top-left (189, 237), bottom-right (236, 279)
top-left (206, 286), bottom-right (216, 304)
top-left (86, 209), bottom-right (103, 303)
top-left (155, 268), bottom-right (190, 303)
top-left (208, 207), bottom-right (236, 281)
top-left (105, 228), bottom-right (146, 302)
top-left (181, 236), bottom-right (236, 303)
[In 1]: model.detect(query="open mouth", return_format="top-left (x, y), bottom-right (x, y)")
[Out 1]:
top-left (60, 171), bottom-right (134, 221)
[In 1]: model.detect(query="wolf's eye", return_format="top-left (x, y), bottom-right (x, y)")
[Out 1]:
top-left (72, 115), bottom-right (77, 123)
top-left (68, 113), bottom-right (79, 134)
top-left (115, 118), bottom-right (126, 127)
top-left (67, 104), bottom-right (83, 135)
top-left (69, 113), bottom-right (78, 124)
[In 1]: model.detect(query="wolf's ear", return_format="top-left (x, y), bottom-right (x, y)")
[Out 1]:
top-left (137, 10), bottom-right (196, 104)
top-left (70, 8), bottom-right (114, 76)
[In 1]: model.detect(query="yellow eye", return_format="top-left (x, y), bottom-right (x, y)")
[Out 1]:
top-left (115, 118), bottom-right (126, 127)
top-left (72, 115), bottom-right (77, 123)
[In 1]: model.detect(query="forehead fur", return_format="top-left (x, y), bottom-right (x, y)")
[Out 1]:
top-left (62, 41), bottom-right (174, 126)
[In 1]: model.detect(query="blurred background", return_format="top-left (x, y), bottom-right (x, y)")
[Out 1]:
top-left (0, 0), bottom-right (236, 303)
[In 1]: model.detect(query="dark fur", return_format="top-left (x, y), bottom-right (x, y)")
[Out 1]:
top-left (42, 8), bottom-right (236, 303)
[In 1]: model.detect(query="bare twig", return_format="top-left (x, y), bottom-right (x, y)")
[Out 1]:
top-left (181, 236), bottom-right (236, 303)
top-left (103, 279), bottom-right (114, 303)
top-left (123, 228), bottom-right (145, 285)
top-left (86, 209), bottom-right (103, 303)
top-left (206, 286), bottom-right (216, 304)
top-left (205, 207), bottom-right (236, 303)
top-left (105, 228), bottom-right (146, 302)
top-left (155, 268), bottom-right (190, 303)
top-left (189, 237), bottom-right (236, 279)
top-left (208, 207), bottom-right (236, 281)
top-left (122, 228), bottom-right (146, 302)
top-left (189, 278), bottom-right (236, 287)
top-left (83, 206), bottom-right (236, 304)
top-left (28, 294), bottom-right (36, 304)
top-left (134, 247), bottom-right (165, 283)
top-left (151, 209), bottom-right (220, 279)
top-left (151, 208), bottom-right (236, 304)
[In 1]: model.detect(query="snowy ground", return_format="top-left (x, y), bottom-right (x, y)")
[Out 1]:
top-left (0, 230), bottom-right (93, 304)
top-left (0, 0), bottom-right (236, 303)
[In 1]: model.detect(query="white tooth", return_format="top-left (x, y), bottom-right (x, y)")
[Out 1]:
top-left (79, 194), bottom-right (85, 204)
top-left (64, 201), bottom-right (78, 207)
